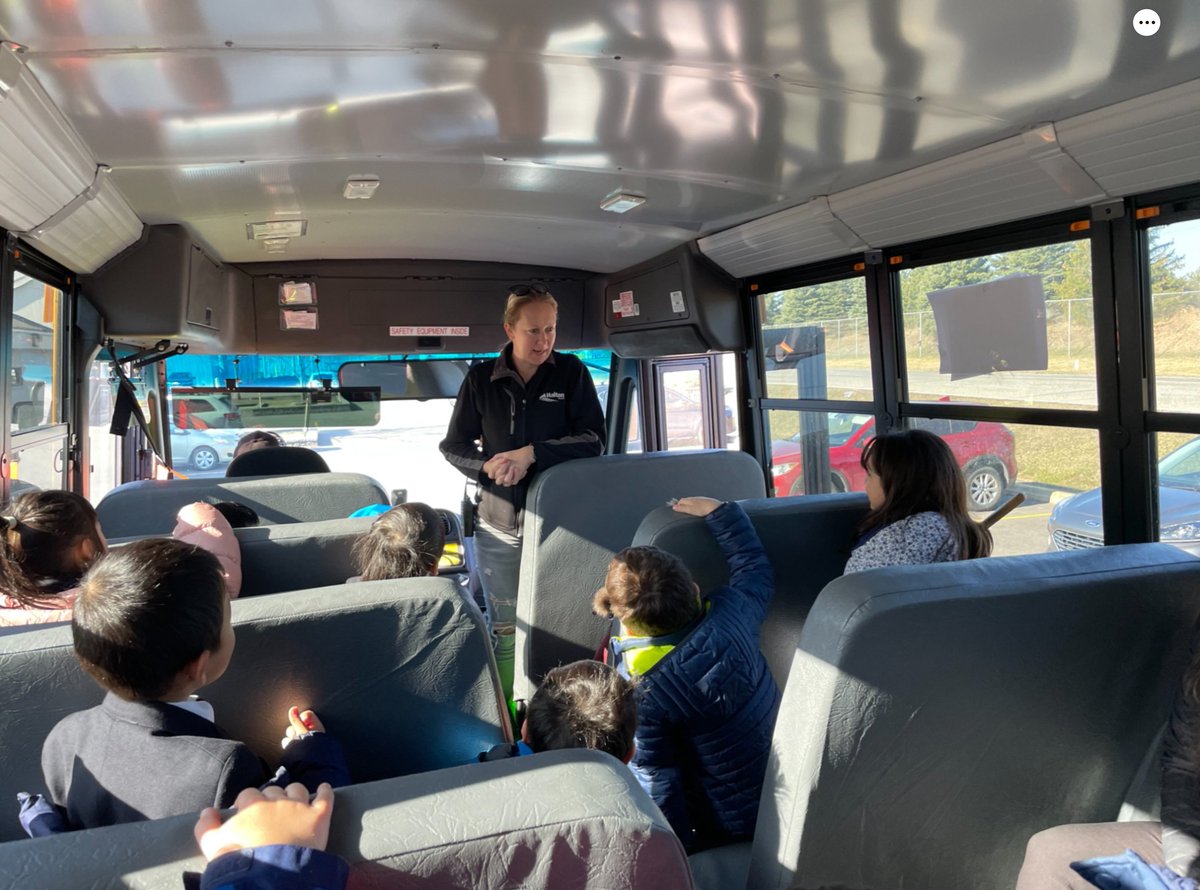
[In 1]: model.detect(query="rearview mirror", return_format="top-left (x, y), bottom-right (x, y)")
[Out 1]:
top-left (338, 359), bottom-right (471, 400)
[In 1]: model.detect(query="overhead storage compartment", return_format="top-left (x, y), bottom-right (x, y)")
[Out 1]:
top-left (84, 225), bottom-right (249, 350)
top-left (599, 245), bottom-right (741, 358)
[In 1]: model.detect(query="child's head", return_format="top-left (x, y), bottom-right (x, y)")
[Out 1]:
top-left (351, 503), bottom-right (446, 580)
top-left (0, 490), bottom-right (106, 606)
top-left (233, 430), bottom-right (283, 459)
top-left (860, 427), bottom-right (992, 558)
top-left (522, 660), bottom-right (637, 762)
top-left (860, 428), bottom-right (964, 516)
top-left (73, 538), bottom-right (233, 702)
top-left (592, 546), bottom-right (700, 637)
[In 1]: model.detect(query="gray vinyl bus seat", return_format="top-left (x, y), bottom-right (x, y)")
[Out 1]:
top-left (0, 751), bottom-right (693, 889)
top-left (0, 577), bottom-right (509, 842)
top-left (631, 493), bottom-right (869, 687)
top-left (226, 515), bottom-right (374, 595)
top-left (95, 471), bottom-right (388, 538)
top-left (513, 450), bottom-right (766, 701)
top-left (701, 543), bottom-right (1200, 890)
top-left (111, 509), bottom-right (470, 599)
top-left (225, 445), bottom-right (331, 477)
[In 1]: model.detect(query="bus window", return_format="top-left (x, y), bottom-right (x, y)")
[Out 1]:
top-left (650, 356), bottom-right (737, 453)
top-left (626, 385), bottom-right (644, 454)
top-left (164, 350), bottom-right (613, 510)
top-left (86, 357), bottom-right (120, 502)
top-left (898, 240), bottom-right (1096, 410)
top-left (7, 271), bottom-right (67, 496)
top-left (761, 277), bottom-right (872, 402)
top-left (1147, 218), bottom-right (1200, 414)
top-left (1144, 215), bottom-right (1200, 554)
top-left (9, 273), bottom-right (63, 433)
top-left (8, 438), bottom-right (65, 496)
top-left (767, 409), bottom-right (871, 499)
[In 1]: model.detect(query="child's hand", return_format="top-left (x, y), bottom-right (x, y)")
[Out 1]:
top-left (671, 496), bottom-right (724, 517)
top-left (194, 782), bottom-right (334, 862)
top-left (286, 706), bottom-right (325, 739)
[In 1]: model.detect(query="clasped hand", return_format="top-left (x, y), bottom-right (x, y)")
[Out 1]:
top-left (483, 446), bottom-right (534, 487)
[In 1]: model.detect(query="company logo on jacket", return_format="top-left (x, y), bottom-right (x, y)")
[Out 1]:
top-left (539, 392), bottom-right (565, 402)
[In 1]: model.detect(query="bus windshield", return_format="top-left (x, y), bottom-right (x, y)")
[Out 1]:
top-left (164, 350), bottom-right (612, 509)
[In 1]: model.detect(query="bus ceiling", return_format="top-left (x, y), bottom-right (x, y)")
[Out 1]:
top-left (0, 4), bottom-right (1196, 286)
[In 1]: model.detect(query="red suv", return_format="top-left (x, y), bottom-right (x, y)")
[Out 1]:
top-left (770, 413), bottom-right (1017, 511)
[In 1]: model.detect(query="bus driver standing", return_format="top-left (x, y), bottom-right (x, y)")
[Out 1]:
top-left (440, 286), bottom-right (605, 701)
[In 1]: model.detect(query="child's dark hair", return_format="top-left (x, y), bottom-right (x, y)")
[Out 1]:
top-left (233, 430), bottom-right (283, 458)
top-left (525, 661), bottom-right (637, 760)
top-left (0, 490), bottom-right (105, 607)
top-left (859, 428), bottom-right (992, 560)
top-left (592, 546), bottom-right (699, 637)
top-left (73, 538), bottom-right (226, 701)
top-left (351, 503), bottom-right (446, 581)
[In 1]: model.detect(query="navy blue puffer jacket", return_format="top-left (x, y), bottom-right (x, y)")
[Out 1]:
top-left (626, 500), bottom-right (780, 853)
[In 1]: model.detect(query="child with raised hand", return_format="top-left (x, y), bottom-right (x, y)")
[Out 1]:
top-left (29, 538), bottom-right (348, 833)
top-left (844, 428), bottom-right (992, 574)
top-left (349, 502), bottom-right (445, 581)
top-left (0, 491), bottom-right (246, 628)
top-left (593, 496), bottom-right (778, 854)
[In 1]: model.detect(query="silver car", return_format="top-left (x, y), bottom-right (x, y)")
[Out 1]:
top-left (1048, 436), bottom-right (1200, 557)
top-left (169, 428), bottom-right (240, 472)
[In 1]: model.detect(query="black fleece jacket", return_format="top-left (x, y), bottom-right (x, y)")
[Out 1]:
top-left (440, 346), bottom-right (605, 532)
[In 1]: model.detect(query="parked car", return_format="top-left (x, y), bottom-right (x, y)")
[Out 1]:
top-left (1048, 436), bottom-right (1200, 556)
top-left (770, 413), bottom-right (1018, 511)
top-left (170, 391), bottom-right (241, 429)
top-left (169, 427), bottom-right (240, 471)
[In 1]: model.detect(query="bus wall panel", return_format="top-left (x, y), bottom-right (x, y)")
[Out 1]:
top-left (243, 259), bottom-right (592, 355)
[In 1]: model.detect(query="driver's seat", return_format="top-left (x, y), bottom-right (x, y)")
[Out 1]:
top-left (225, 446), bottom-right (330, 477)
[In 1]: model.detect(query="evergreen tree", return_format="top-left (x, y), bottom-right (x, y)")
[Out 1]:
top-left (898, 255), bottom-right (992, 313)
top-left (1148, 227), bottom-right (1192, 313)
top-left (764, 277), bottom-right (866, 327)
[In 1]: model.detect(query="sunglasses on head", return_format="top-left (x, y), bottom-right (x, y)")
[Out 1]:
top-left (508, 284), bottom-right (550, 297)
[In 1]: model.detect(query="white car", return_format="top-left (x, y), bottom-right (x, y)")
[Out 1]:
top-left (169, 428), bottom-right (240, 471)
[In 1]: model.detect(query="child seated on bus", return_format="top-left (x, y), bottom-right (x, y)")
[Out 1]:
top-left (593, 496), bottom-right (778, 854)
top-left (348, 502), bottom-right (445, 581)
top-left (233, 429), bottom-right (284, 459)
top-left (844, 428), bottom-right (992, 574)
top-left (31, 539), bottom-right (348, 832)
top-left (0, 491), bottom-right (245, 627)
top-left (480, 660), bottom-right (637, 763)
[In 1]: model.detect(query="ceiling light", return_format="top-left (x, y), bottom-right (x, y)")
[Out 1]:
top-left (344, 176), bottom-right (380, 199)
top-left (247, 219), bottom-right (307, 240)
top-left (600, 190), bottom-right (645, 214)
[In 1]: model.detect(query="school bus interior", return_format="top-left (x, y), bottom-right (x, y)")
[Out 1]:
top-left (2, 2), bottom-right (1200, 888)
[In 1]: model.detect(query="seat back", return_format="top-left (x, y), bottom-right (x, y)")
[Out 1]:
top-left (0, 577), bottom-right (508, 841)
top-left (225, 445), bottom-right (331, 477)
top-left (0, 750), bottom-right (693, 889)
top-left (747, 544), bottom-right (1200, 890)
top-left (95, 471), bottom-right (388, 537)
top-left (513, 450), bottom-right (766, 699)
top-left (232, 516), bottom-right (374, 595)
top-left (632, 493), bottom-right (868, 686)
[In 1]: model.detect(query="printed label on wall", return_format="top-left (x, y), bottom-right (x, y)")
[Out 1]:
top-left (389, 326), bottom-right (470, 337)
